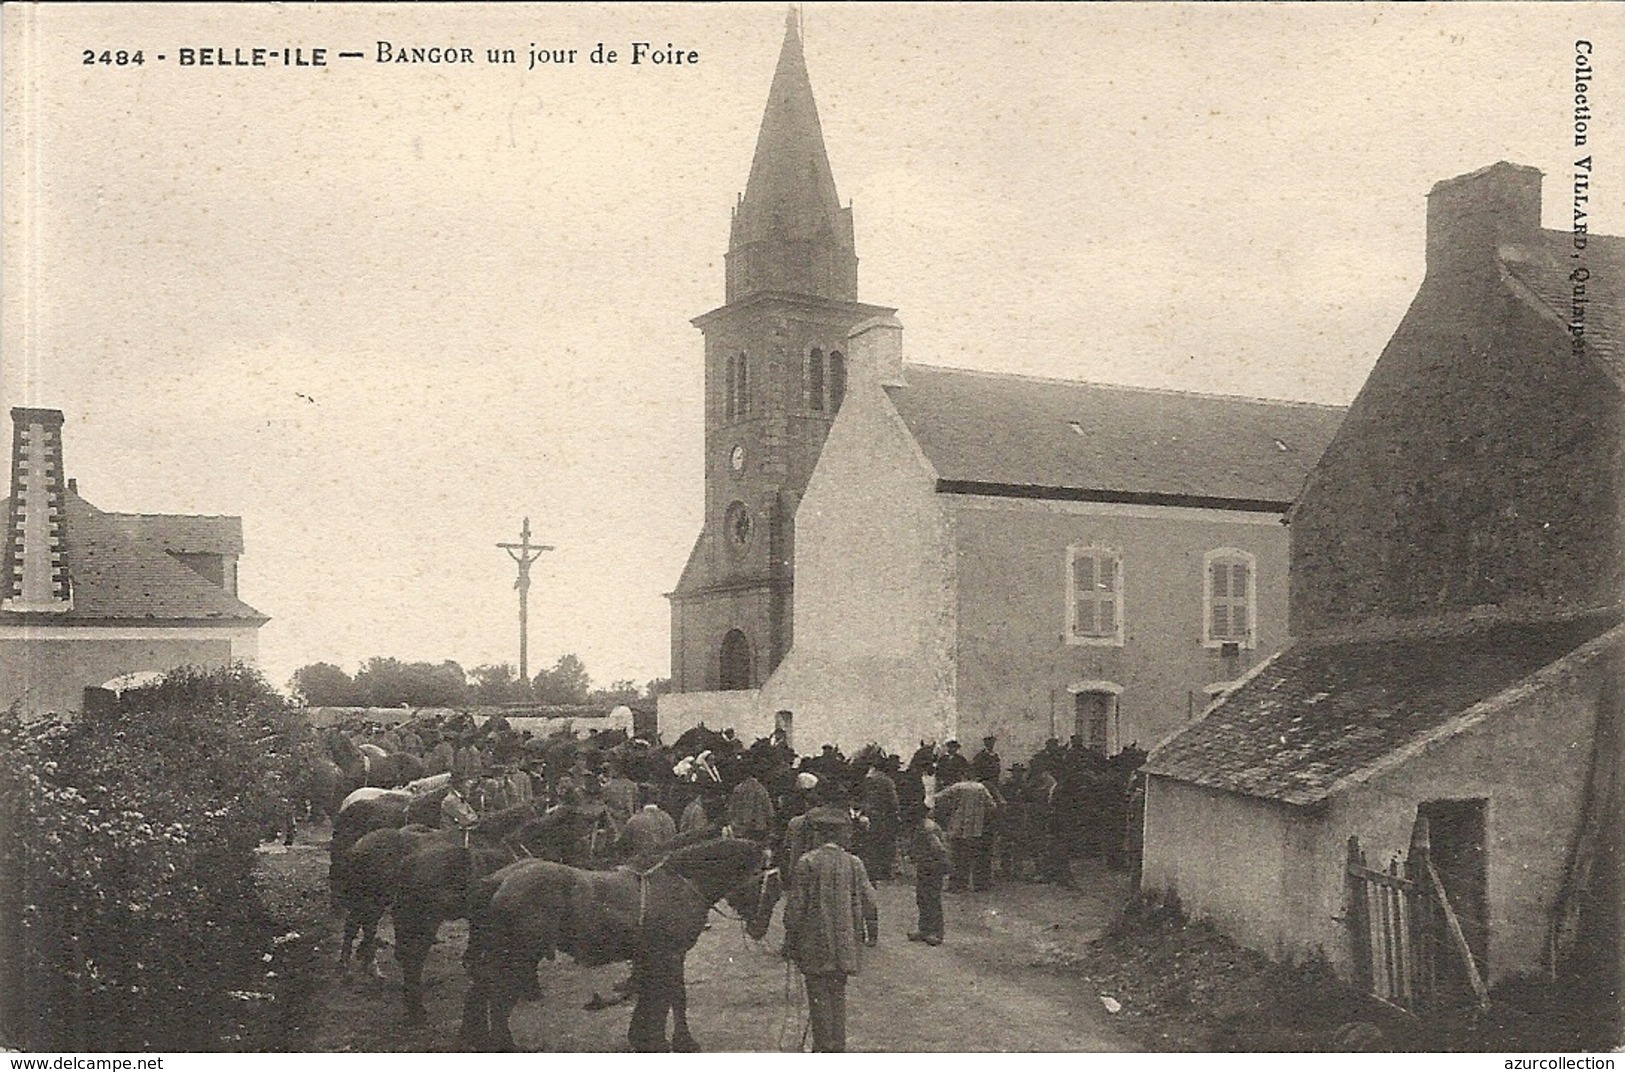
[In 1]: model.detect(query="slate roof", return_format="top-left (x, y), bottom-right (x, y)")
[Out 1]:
top-left (885, 365), bottom-right (1346, 506)
top-left (1143, 612), bottom-right (1621, 805)
top-left (103, 512), bottom-right (244, 555)
top-left (0, 491), bottom-right (266, 623)
top-left (1501, 230), bottom-right (1624, 388)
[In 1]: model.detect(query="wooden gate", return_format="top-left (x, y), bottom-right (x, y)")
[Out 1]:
top-left (1346, 819), bottom-right (1488, 1015)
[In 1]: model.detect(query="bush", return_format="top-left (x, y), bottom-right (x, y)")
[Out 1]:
top-left (0, 665), bottom-right (299, 1050)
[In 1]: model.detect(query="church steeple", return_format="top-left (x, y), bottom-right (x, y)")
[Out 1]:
top-left (671, 10), bottom-right (891, 696)
top-left (725, 9), bottom-right (858, 303)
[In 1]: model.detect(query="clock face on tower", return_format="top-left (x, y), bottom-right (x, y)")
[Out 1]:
top-left (725, 500), bottom-right (752, 548)
top-left (730, 444), bottom-right (745, 472)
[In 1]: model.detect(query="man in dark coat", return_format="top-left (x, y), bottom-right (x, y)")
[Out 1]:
top-left (934, 740), bottom-right (970, 789)
top-left (970, 735), bottom-right (1002, 786)
top-left (857, 763), bottom-right (900, 880)
top-left (907, 803), bottom-right (950, 945)
top-left (998, 764), bottom-right (1030, 881)
top-left (783, 813), bottom-right (878, 1052)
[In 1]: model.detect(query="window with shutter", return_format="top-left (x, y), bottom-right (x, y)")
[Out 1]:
top-left (1203, 549), bottom-right (1256, 647)
top-left (1067, 546), bottom-right (1123, 645)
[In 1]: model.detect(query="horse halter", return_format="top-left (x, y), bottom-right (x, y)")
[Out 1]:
top-left (636, 850), bottom-right (775, 929)
top-left (708, 861), bottom-right (779, 926)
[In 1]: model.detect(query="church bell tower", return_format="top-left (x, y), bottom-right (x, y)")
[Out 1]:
top-left (668, 11), bottom-right (894, 694)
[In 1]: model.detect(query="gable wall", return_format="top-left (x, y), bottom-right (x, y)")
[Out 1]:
top-left (1292, 274), bottom-right (1623, 636)
top-left (758, 370), bottom-right (956, 754)
top-left (1320, 649), bottom-right (1612, 985)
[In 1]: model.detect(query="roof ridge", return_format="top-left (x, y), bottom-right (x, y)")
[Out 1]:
top-left (901, 362), bottom-right (1349, 411)
top-left (1535, 226), bottom-right (1625, 247)
top-left (1296, 604), bottom-right (1622, 648)
top-left (104, 510), bottom-right (242, 522)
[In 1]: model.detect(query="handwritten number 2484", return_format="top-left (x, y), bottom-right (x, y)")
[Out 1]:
top-left (83, 50), bottom-right (144, 65)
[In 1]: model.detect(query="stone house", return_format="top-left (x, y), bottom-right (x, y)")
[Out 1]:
top-left (0, 407), bottom-right (268, 717)
top-left (1141, 162), bottom-right (1623, 1005)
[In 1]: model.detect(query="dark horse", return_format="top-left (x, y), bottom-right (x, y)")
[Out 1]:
top-left (328, 784), bottom-right (452, 886)
top-left (324, 728), bottom-right (426, 814)
top-left (333, 798), bottom-right (546, 1014)
top-left (459, 837), bottom-right (780, 1052)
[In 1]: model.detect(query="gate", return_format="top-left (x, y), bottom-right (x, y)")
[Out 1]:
top-left (1346, 819), bottom-right (1489, 1015)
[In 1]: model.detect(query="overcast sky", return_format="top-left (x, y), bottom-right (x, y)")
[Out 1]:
top-left (2, 3), bottom-right (1613, 692)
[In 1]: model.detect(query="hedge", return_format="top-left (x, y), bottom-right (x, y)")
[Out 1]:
top-left (0, 665), bottom-right (300, 1051)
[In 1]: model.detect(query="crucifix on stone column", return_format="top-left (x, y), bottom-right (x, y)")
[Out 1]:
top-left (497, 518), bottom-right (553, 685)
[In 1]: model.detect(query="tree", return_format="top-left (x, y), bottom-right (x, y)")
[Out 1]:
top-left (353, 657), bottom-right (469, 708)
top-left (289, 661), bottom-right (360, 706)
top-left (589, 678), bottom-right (641, 707)
top-left (0, 665), bottom-right (297, 1049)
top-left (469, 662), bottom-right (531, 705)
top-left (643, 676), bottom-right (673, 700)
top-left (532, 653), bottom-right (591, 705)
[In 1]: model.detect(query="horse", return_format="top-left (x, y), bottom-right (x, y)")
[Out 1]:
top-left (520, 801), bottom-right (618, 869)
top-left (323, 727), bottom-right (427, 809)
top-left (334, 823), bottom-right (440, 977)
top-left (328, 784), bottom-right (450, 889)
top-left (331, 794), bottom-right (540, 990)
top-left (670, 724), bottom-right (731, 761)
top-left (459, 836), bottom-right (780, 1052)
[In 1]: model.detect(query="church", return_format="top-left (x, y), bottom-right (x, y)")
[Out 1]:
top-left (665, 11), bottom-right (894, 698)
top-left (662, 14), bottom-right (1344, 759)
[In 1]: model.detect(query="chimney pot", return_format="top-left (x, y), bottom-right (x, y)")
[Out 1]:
top-left (847, 315), bottom-right (904, 389)
top-left (1425, 161), bottom-right (1543, 276)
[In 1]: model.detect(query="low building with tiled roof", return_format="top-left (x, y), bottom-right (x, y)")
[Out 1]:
top-left (1, 407), bottom-right (268, 718)
top-left (1142, 163), bottom-right (1624, 1016)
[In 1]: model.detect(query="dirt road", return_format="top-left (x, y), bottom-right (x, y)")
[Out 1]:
top-left (257, 824), bottom-right (1138, 1052)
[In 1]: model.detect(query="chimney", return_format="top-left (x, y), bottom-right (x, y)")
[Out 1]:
top-left (1425, 161), bottom-right (1543, 277)
top-left (3, 408), bottom-right (72, 612)
top-left (847, 314), bottom-right (905, 389)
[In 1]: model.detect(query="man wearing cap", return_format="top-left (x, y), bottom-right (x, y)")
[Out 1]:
top-left (934, 740), bottom-right (971, 790)
top-left (783, 812), bottom-right (878, 1052)
top-left (782, 776), bottom-right (852, 889)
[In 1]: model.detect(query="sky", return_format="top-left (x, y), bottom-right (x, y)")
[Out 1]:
top-left (1, 3), bottom-right (1615, 693)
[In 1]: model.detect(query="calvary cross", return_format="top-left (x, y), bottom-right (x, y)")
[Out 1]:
top-left (497, 517), bottom-right (553, 684)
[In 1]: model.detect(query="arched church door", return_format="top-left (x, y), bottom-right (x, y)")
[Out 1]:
top-left (719, 629), bottom-right (753, 690)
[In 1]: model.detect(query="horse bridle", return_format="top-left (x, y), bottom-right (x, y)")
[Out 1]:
top-left (636, 855), bottom-right (778, 928)
top-left (707, 863), bottom-right (780, 925)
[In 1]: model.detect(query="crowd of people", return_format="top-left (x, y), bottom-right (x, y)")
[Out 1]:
top-left (306, 713), bottom-right (1148, 1052)
top-left (309, 711), bottom-right (1146, 899)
